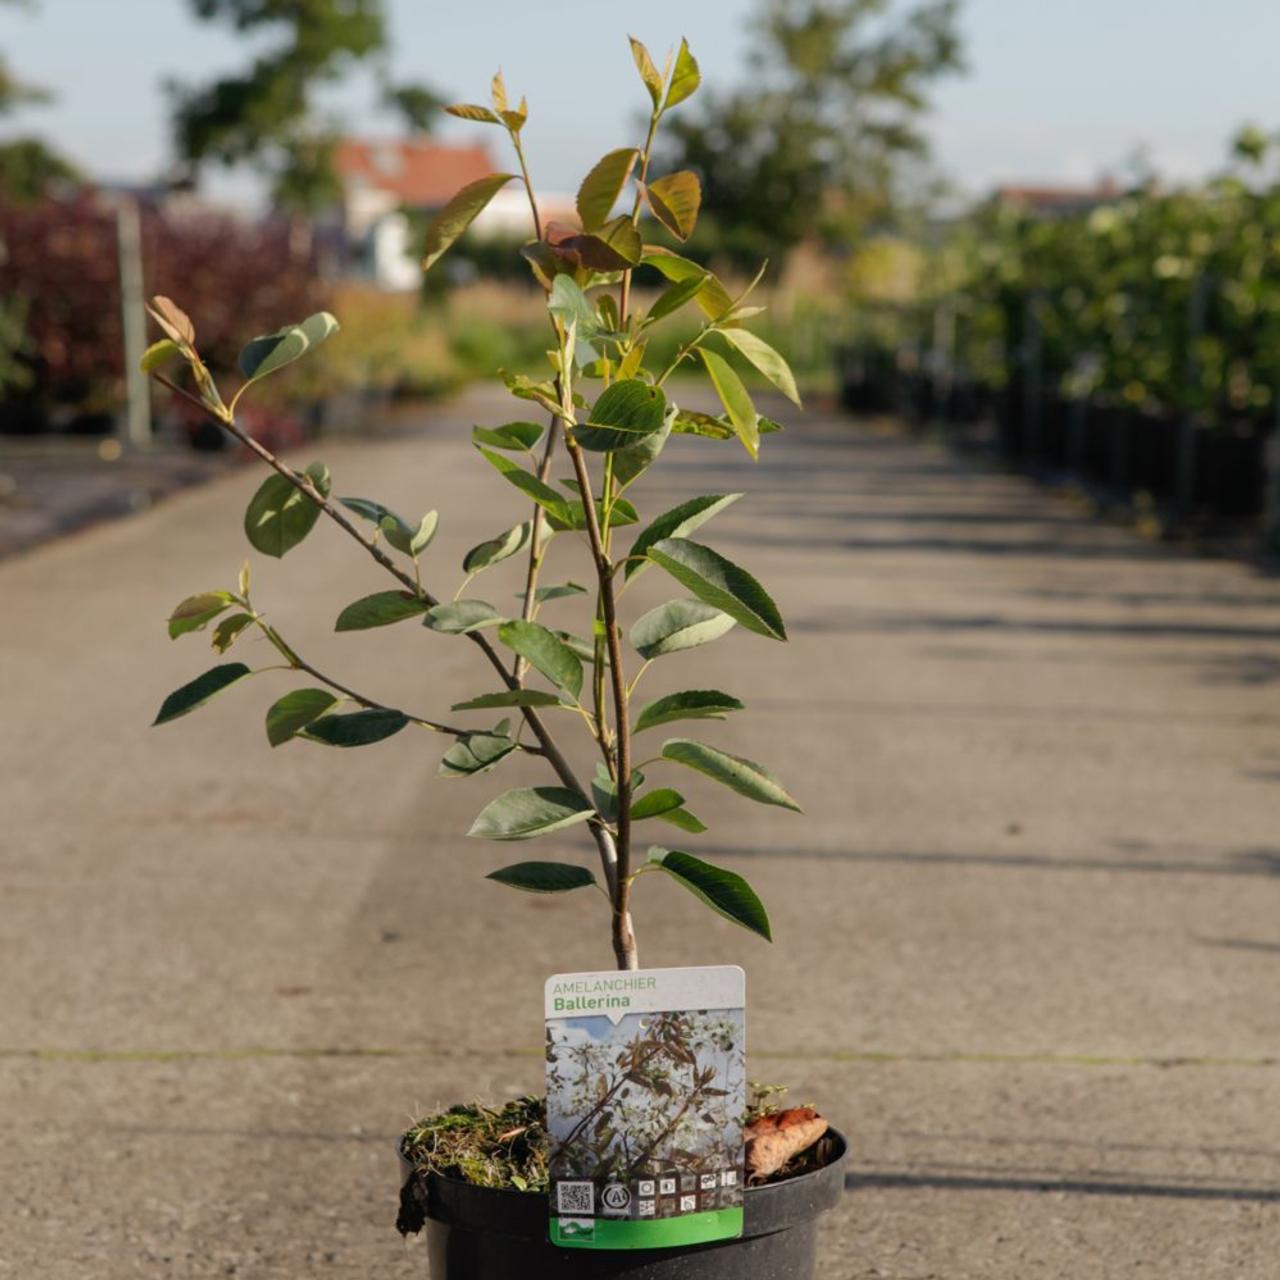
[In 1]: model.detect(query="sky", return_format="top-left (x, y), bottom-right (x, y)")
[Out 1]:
top-left (3, 0), bottom-right (1279, 204)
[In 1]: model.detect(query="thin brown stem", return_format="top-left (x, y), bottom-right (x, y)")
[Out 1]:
top-left (618, 111), bottom-right (661, 326)
top-left (284, 650), bottom-right (481, 741)
top-left (510, 132), bottom-right (543, 242)
top-left (511, 416), bottom-right (559, 680)
top-left (563, 432), bottom-right (636, 971)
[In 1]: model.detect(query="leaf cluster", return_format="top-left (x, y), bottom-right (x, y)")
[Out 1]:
top-left (145, 36), bottom-right (805, 969)
top-left (916, 145), bottom-right (1280, 422)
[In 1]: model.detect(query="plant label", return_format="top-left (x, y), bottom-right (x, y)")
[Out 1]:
top-left (545, 965), bottom-right (746, 1250)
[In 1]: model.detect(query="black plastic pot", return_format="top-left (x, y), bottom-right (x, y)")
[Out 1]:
top-left (408, 1130), bottom-right (847, 1279)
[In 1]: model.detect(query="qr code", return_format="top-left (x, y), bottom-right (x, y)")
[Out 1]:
top-left (556, 1181), bottom-right (595, 1215)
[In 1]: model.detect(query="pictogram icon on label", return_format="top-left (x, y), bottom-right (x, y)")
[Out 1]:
top-left (601, 1184), bottom-right (631, 1214)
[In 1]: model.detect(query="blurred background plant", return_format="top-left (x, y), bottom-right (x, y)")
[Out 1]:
top-left (0, 0), bottom-right (960, 440)
top-left (6, 0), bottom-right (1280, 547)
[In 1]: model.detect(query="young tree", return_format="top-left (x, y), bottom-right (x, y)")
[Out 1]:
top-left (659, 0), bottom-right (964, 265)
top-left (170, 0), bottom-right (443, 212)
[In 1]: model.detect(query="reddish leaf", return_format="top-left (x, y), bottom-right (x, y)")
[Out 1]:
top-left (148, 295), bottom-right (195, 346)
top-left (545, 217), bottom-right (642, 272)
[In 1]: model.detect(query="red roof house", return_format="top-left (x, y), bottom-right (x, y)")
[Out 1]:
top-left (334, 139), bottom-right (494, 210)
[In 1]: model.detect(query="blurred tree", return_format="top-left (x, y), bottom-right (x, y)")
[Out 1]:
top-left (658, 0), bottom-right (964, 265)
top-left (0, 0), bottom-right (79, 200)
top-left (170, 0), bottom-right (444, 213)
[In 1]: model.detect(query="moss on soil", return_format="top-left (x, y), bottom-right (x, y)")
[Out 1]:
top-left (399, 1084), bottom-right (834, 1196)
top-left (400, 1096), bottom-right (551, 1193)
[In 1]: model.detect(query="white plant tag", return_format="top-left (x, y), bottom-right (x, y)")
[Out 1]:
top-left (545, 965), bottom-right (746, 1250)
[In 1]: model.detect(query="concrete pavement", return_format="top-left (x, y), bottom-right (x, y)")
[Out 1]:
top-left (2, 388), bottom-right (1278, 1277)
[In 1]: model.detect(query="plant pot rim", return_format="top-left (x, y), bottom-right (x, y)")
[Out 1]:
top-left (407, 1126), bottom-right (849, 1247)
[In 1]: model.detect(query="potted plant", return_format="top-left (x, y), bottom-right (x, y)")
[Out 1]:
top-left (145, 35), bottom-right (845, 1278)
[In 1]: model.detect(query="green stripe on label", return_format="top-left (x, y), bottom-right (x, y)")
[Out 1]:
top-left (550, 1208), bottom-right (744, 1250)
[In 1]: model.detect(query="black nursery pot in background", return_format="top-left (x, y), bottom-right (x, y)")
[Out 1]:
top-left (404, 1130), bottom-right (848, 1280)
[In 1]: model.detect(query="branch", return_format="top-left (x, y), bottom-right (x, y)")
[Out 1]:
top-left (158, 376), bottom-right (580, 764)
top-left (563, 431), bottom-right (636, 971)
top-left (618, 108), bottom-right (661, 326)
top-left (285, 650), bottom-right (490, 742)
top-left (511, 412), bottom-right (559, 680)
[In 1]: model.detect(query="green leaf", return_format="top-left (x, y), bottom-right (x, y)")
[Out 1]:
top-left (487, 862), bottom-right (597, 893)
top-left (645, 172), bottom-right (701, 241)
top-left (546, 495), bottom-right (639, 533)
top-left (547, 276), bottom-right (605, 344)
top-left (573, 379), bottom-right (667, 452)
top-left (630, 599), bottom-right (736, 658)
top-left (478, 447), bottom-right (573, 523)
top-left (660, 738), bottom-right (801, 812)
top-left (629, 36), bottom-right (664, 107)
top-left (670, 410), bottom-right (733, 440)
top-left (168, 590), bottom-right (236, 639)
top-left (439, 728), bottom-right (517, 778)
top-left (642, 247), bottom-right (733, 319)
top-left (625, 493), bottom-right (741, 580)
top-left (473, 421), bottom-right (545, 452)
top-left (340, 496), bottom-right (402, 527)
top-left (451, 689), bottom-right (563, 711)
top-left (463, 521), bottom-right (532, 573)
top-left (663, 38), bottom-right (701, 110)
top-left (700, 348), bottom-right (759, 458)
top-left (650, 848), bottom-right (771, 941)
top-left (153, 663), bottom-right (251, 726)
top-left (497, 620), bottom-right (583, 699)
top-left (244, 462), bottom-right (330, 558)
top-left (613, 409), bottom-right (673, 488)
top-left (501, 370), bottom-right (561, 415)
top-left (553, 630), bottom-right (603, 664)
top-left (719, 328), bottom-right (801, 406)
top-left (645, 275), bottom-right (707, 326)
top-left (467, 786), bottom-right (594, 841)
top-left (634, 689), bottom-right (744, 734)
top-left (591, 770), bottom-right (619, 823)
top-left (335, 590), bottom-right (428, 632)
top-left (657, 806), bottom-right (707, 834)
top-left (532, 582), bottom-right (587, 603)
top-left (422, 173), bottom-right (516, 272)
top-left (238, 312), bottom-right (339, 387)
top-left (445, 103), bottom-right (502, 124)
top-left (423, 600), bottom-right (505, 634)
top-left (589, 764), bottom-right (641, 825)
top-left (490, 70), bottom-right (509, 113)
top-left (303, 708), bottom-right (409, 747)
top-left (211, 612), bottom-right (254, 654)
top-left (140, 338), bottom-right (181, 373)
top-left (265, 688), bottom-right (339, 746)
top-left (647, 537), bottom-right (785, 640)
top-left (577, 148), bottom-right (639, 230)
top-left (382, 511), bottom-right (438, 557)
top-left (631, 788), bottom-right (685, 820)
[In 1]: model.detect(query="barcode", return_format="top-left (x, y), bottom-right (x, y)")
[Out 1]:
top-left (556, 1181), bottom-right (595, 1215)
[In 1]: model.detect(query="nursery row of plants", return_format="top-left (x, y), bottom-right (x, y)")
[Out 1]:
top-left (840, 164), bottom-right (1280, 529)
